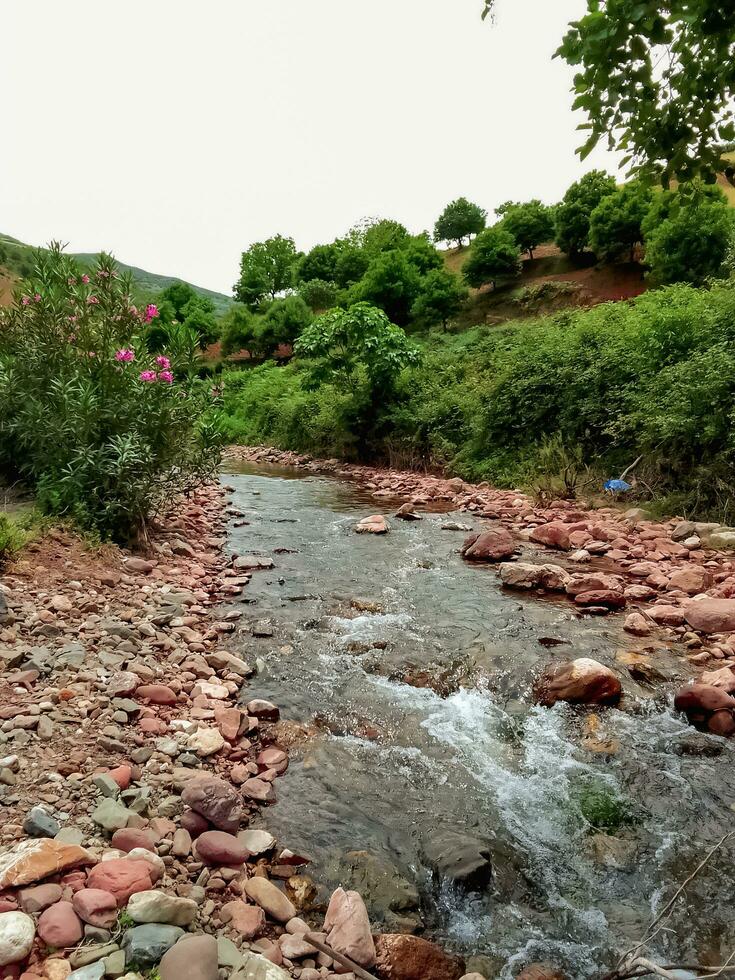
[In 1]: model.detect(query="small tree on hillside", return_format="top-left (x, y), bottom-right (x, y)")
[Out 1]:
top-left (434, 197), bottom-right (487, 248)
top-left (362, 219), bottom-right (411, 256)
top-left (260, 295), bottom-right (313, 350)
top-left (298, 278), bottom-right (339, 312)
top-left (294, 243), bottom-right (341, 285)
top-left (334, 247), bottom-right (370, 288)
top-left (220, 305), bottom-right (258, 357)
top-left (588, 183), bottom-right (653, 262)
top-left (233, 235), bottom-right (297, 309)
top-left (349, 249), bottom-right (422, 326)
top-left (555, 170), bottom-right (617, 257)
top-left (644, 193), bottom-right (734, 285)
top-left (462, 226), bottom-right (522, 289)
top-left (496, 199), bottom-right (556, 260)
top-left (411, 269), bottom-right (467, 329)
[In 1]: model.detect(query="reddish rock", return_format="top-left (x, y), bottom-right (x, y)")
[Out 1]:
top-left (241, 778), bottom-right (276, 803)
top-left (708, 711), bottom-right (735, 737)
top-left (72, 888), bottom-right (118, 928)
top-left (180, 810), bottom-right (210, 838)
top-left (499, 562), bottom-right (571, 591)
top-left (535, 658), bottom-right (622, 707)
top-left (460, 529), bottom-right (516, 562)
top-left (700, 666), bottom-right (735, 692)
top-left (159, 933), bottom-right (219, 980)
top-left (86, 859), bottom-right (152, 906)
top-left (624, 612), bottom-right (651, 636)
top-left (667, 566), bottom-right (711, 595)
top-left (138, 717), bottom-right (168, 734)
top-left (135, 685), bottom-right (177, 705)
top-left (0, 840), bottom-right (92, 890)
top-left (323, 887), bottom-right (376, 968)
top-left (180, 775), bottom-right (244, 833)
top-left (574, 590), bottom-right (626, 609)
top-left (17, 884), bottom-right (62, 913)
top-left (195, 831), bottom-right (250, 866)
top-left (374, 934), bottom-right (464, 980)
top-left (565, 573), bottom-right (623, 596)
top-left (246, 700), bottom-right (280, 721)
top-left (674, 684), bottom-right (735, 716)
top-left (647, 605), bottom-right (686, 627)
top-left (256, 747), bottom-right (288, 774)
top-left (220, 901), bottom-right (265, 938)
top-left (107, 765), bottom-right (132, 790)
top-left (529, 522), bottom-right (571, 550)
top-left (216, 708), bottom-right (243, 742)
top-left (684, 598), bottom-right (735, 634)
top-left (110, 829), bottom-right (156, 854)
top-left (37, 901), bottom-right (83, 947)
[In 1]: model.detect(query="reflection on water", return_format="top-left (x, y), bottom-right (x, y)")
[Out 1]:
top-left (222, 463), bottom-right (735, 976)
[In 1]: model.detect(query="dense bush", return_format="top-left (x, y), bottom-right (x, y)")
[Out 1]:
top-left (0, 513), bottom-right (28, 565)
top-left (0, 245), bottom-right (222, 541)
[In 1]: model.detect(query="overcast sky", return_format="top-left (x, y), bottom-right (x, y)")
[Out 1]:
top-left (2, 0), bottom-right (620, 295)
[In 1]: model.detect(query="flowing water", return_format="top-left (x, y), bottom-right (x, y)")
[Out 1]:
top-left (223, 462), bottom-right (735, 977)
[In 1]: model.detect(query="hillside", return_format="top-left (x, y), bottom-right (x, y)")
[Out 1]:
top-left (0, 233), bottom-right (234, 316)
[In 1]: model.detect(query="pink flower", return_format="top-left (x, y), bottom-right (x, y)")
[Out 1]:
top-left (87, 295), bottom-right (99, 305)
top-left (155, 355), bottom-right (170, 369)
top-left (139, 370), bottom-right (157, 382)
top-left (81, 274), bottom-right (90, 284)
top-left (144, 303), bottom-right (159, 323)
top-left (158, 370), bottom-right (174, 383)
top-left (115, 349), bottom-right (135, 362)
top-left (21, 296), bottom-right (30, 306)
top-left (33, 293), bottom-right (41, 303)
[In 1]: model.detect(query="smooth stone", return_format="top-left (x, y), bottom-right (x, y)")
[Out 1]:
top-left (0, 910), bottom-right (35, 967)
top-left (92, 799), bottom-right (132, 832)
top-left (126, 890), bottom-right (197, 927)
top-left (37, 901), bottom-right (83, 948)
top-left (244, 877), bottom-right (296, 923)
top-left (121, 924), bottom-right (184, 967)
top-left (159, 934), bottom-right (218, 980)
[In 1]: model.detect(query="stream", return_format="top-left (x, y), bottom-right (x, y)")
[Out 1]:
top-left (222, 462), bottom-right (735, 978)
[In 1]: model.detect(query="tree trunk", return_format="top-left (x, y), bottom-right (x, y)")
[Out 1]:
top-left (528, 246), bottom-right (535, 261)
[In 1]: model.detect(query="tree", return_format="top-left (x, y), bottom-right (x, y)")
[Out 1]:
top-left (233, 235), bottom-right (297, 309)
top-left (644, 192), bottom-right (734, 285)
top-left (298, 278), bottom-right (339, 312)
top-left (462, 227), bottom-right (522, 289)
top-left (411, 269), bottom-right (467, 329)
top-left (555, 170), bottom-right (617, 257)
top-left (588, 183), bottom-right (653, 262)
top-left (350, 249), bottom-right (422, 326)
top-left (403, 234), bottom-right (444, 275)
top-left (334, 247), bottom-right (370, 288)
top-left (362, 219), bottom-right (411, 256)
top-left (482, 0), bottom-right (735, 186)
top-left (295, 302), bottom-right (419, 395)
top-left (220, 305), bottom-right (258, 357)
top-left (497, 200), bottom-right (556, 260)
top-left (180, 297), bottom-right (219, 350)
top-left (158, 281), bottom-right (198, 319)
top-left (294, 243), bottom-right (341, 285)
top-left (434, 197), bottom-right (487, 248)
top-left (260, 295), bottom-right (313, 349)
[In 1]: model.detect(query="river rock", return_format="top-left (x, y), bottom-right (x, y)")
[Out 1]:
top-left (72, 889), bottom-right (118, 928)
top-left (684, 598), bottom-right (735, 634)
top-left (623, 612), bottom-right (651, 636)
top-left (395, 503), bottom-right (422, 521)
top-left (529, 522), bottom-right (570, 550)
top-left (422, 831), bottom-right (493, 890)
top-left (159, 933), bottom-right (218, 980)
top-left (574, 589), bottom-right (626, 609)
top-left (18, 882), bottom-right (63, 913)
top-left (187, 727), bottom-right (225, 757)
top-left (355, 515), bottom-right (389, 534)
top-left (374, 934), bottom-right (464, 980)
top-left (37, 900), bottom-right (83, 947)
top-left (135, 684), bottom-right (178, 705)
top-left (92, 798), bottom-right (132, 832)
top-left (323, 887), bottom-right (376, 967)
top-left (0, 839), bottom-right (92, 889)
top-left (0, 910), bottom-right (35, 967)
top-left (127, 889), bottom-right (198, 927)
top-left (195, 831), bottom-right (249, 866)
top-left (534, 658), bottom-right (622, 707)
top-left (86, 859), bottom-right (153, 905)
top-left (700, 666), bottom-right (735, 692)
top-left (667, 566), bottom-right (711, 595)
top-left (238, 830), bottom-right (276, 856)
top-left (121, 924), bottom-right (184, 967)
top-left (220, 901), bottom-right (265, 938)
top-left (230, 951), bottom-right (291, 979)
top-left (180, 775), bottom-right (244, 833)
top-left (246, 698), bottom-right (280, 721)
top-left (460, 529), bottom-right (516, 562)
top-left (111, 829), bottom-right (156, 853)
top-left (674, 683), bottom-right (735, 736)
top-left (244, 877), bottom-right (296, 922)
top-left (23, 806), bottom-right (60, 838)
top-left (499, 562), bottom-right (570, 590)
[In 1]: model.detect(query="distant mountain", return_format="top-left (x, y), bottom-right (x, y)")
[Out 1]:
top-left (0, 233), bottom-right (234, 316)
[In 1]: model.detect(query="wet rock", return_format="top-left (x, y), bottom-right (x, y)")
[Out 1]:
top-left (127, 890), bottom-right (197, 927)
top-left (623, 612), bottom-right (651, 637)
top-left (159, 933), bottom-right (218, 980)
top-left (499, 562), bottom-right (570, 590)
top-left (460, 529), bottom-right (516, 562)
top-left (121, 924), bottom-right (184, 968)
top-left (684, 598), bottom-right (735, 634)
top-left (674, 684), bottom-right (735, 736)
top-left (0, 839), bottom-right (92, 889)
top-left (244, 877), bottom-right (296, 923)
top-left (355, 515), bottom-right (389, 534)
top-left (324, 887), bottom-right (376, 967)
top-left (395, 503), bottom-right (422, 521)
top-left (573, 589), bottom-right (626, 609)
top-left (374, 934), bottom-right (464, 980)
top-left (673, 732), bottom-right (725, 757)
top-left (529, 522), bottom-right (570, 550)
top-left (86, 859), bottom-right (153, 906)
top-left (331, 850), bottom-right (419, 920)
top-left (195, 831), bottom-right (249, 866)
top-left (23, 806), bottom-right (60, 838)
top-left (37, 901), bottom-right (83, 947)
top-left (180, 775), bottom-right (244, 833)
top-left (0, 910), bottom-right (35, 967)
top-left (516, 965), bottom-right (567, 980)
top-left (238, 830), bottom-right (276, 856)
top-left (534, 658), bottom-right (622, 707)
top-left (246, 699), bottom-right (280, 721)
top-left (422, 831), bottom-right (493, 890)
top-left (233, 554), bottom-right (275, 570)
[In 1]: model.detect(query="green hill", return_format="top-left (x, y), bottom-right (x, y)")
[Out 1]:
top-left (0, 233), bottom-right (234, 316)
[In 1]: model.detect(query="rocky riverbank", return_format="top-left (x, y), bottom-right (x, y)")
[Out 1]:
top-left (0, 483), bottom-right (476, 980)
top-left (231, 446), bottom-right (735, 735)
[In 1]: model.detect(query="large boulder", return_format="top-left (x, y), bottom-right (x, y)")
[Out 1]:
top-left (461, 529), bottom-right (516, 562)
top-left (534, 658), bottom-right (622, 707)
top-left (499, 562), bottom-right (571, 591)
top-left (684, 598), bottom-right (735, 634)
top-left (674, 683), bottom-right (735, 737)
top-left (374, 934), bottom-right (464, 980)
top-left (0, 839), bottom-right (92, 890)
top-left (422, 831), bottom-right (493, 891)
top-left (180, 775), bottom-right (244, 833)
top-left (666, 565), bottom-right (711, 595)
top-left (323, 887), bottom-right (376, 967)
top-left (529, 522), bottom-right (571, 550)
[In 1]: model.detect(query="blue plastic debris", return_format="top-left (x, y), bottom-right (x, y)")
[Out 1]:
top-left (604, 479), bottom-right (633, 492)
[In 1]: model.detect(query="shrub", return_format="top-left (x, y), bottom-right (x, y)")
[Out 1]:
top-left (644, 190), bottom-right (734, 285)
top-left (462, 227), bottom-right (522, 289)
top-left (0, 513), bottom-right (27, 564)
top-left (0, 245), bottom-right (222, 541)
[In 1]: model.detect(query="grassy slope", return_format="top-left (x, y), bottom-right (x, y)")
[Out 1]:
top-left (0, 233), bottom-right (234, 316)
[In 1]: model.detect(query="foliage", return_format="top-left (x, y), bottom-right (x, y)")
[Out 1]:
top-left (233, 234), bottom-right (297, 309)
top-left (334, 247), bottom-right (370, 288)
top-left (434, 197), bottom-right (487, 248)
top-left (220, 304), bottom-right (257, 357)
top-left (402, 234), bottom-right (445, 275)
top-left (644, 190), bottom-right (734, 285)
top-left (362, 219), bottom-right (411, 256)
top-left (0, 513), bottom-right (28, 565)
top-left (260, 295), bottom-right (313, 349)
top-left (575, 779), bottom-right (637, 832)
top-left (0, 245), bottom-right (222, 541)
top-left (294, 243), bottom-right (341, 284)
top-left (496, 199), bottom-right (556, 260)
top-left (411, 269), bottom-right (467, 328)
top-left (298, 278), bottom-right (339, 312)
top-left (588, 182), bottom-right (653, 261)
top-left (555, 170), bottom-right (617, 257)
top-left (349, 249), bottom-right (422, 326)
top-left (462, 226), bottom-right (522, 288)
top-left (146, 281), bottom-right (219, 351)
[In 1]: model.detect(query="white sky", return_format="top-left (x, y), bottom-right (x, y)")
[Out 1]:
top-left (2, 0), bottom-right (620, 295)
